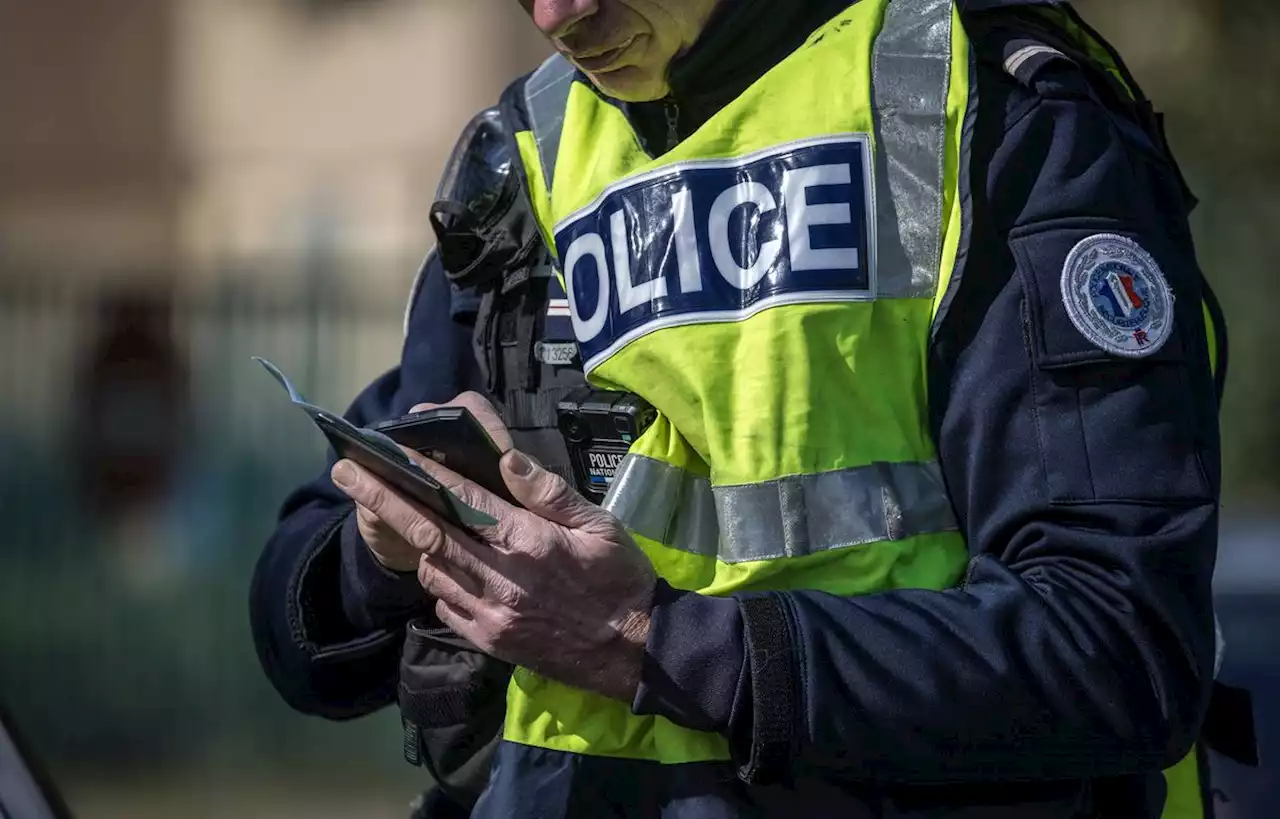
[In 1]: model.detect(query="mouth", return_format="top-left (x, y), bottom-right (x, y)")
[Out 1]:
top-left (570, 35), bottom-right (641, 73)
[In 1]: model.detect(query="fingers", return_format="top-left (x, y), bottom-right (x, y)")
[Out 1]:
top-left (400, 446), bottom-right (517, 527)
top-left (353, 503), bottom-right (420, 573)
top-left (354, 502), bottom-right (382, 533)
top-left (432, 596), bottom-right (510, 659)
top-left (334, 460), bottom-right (499, 578)
top-left (418, 558), bottom-right (483, 612)
top-left (411, 391), bottom-right (514, 451)
top-left (434, 598), bottom-right (487, 650)
top-left (500, 450), bottom-right (604, 531)
top-left (454, 392), bottom-right (516, 452)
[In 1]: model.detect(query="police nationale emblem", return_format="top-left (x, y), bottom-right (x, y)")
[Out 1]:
top-left (1061, 234), bottom-right (1174, 358)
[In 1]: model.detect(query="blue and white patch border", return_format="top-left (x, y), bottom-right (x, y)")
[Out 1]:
top-left (1060, 233), bottom-right (1174, 359)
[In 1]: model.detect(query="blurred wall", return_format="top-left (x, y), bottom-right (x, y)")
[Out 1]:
top-left (0, 0), bottom-right (550, 288)
top-left (0, 0), bottom-right (179, 275)
top-left (175, 0), bottom-right (549, 289)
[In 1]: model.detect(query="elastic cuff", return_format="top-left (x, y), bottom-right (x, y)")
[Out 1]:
top-left (632, 580), bottom-right (746, 735)
top-left (339, 513), bottom-right (430, 630)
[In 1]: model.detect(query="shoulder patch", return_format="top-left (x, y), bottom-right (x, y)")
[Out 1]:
top-left (1060, 234), bottom-right (1174, 358)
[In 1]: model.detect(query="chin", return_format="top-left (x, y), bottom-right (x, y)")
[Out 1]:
top-left (585, 65), bottom-right (671, 103)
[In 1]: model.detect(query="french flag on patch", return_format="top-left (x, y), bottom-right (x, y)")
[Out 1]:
top-left (1106, 271), bottom-right (1145, 318)
top-left (547, 273), bottom-right (572, 317)
top-left (548, 298), bottom-right (572, 318)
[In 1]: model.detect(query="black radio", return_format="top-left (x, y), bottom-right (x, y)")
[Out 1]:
top-left (556, 389), bottom-right (657, 504)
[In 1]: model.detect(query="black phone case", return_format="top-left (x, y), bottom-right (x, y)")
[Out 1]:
top-left (315, 413), bottom-right (474, 529)
top-left (373, 409), bottom-right (517, 506)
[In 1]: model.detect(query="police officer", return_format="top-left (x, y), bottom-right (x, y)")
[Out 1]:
top-left (251, 1), bottom-right (1247, 817)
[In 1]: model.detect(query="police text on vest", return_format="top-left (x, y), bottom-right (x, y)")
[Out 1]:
top-left (553, 135), bottom-right (876, 372)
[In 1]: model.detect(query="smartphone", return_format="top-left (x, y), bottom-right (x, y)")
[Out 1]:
top-left (254, 357), bottom-right (496, 530)
top-left (314, 411), bottom-right (498, 529)
top-left (372, 408), bottom-right (517, 506)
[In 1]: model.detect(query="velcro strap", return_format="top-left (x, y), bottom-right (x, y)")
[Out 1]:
top-left (472, 289), bottom-right (501, 395)
top-left (516, 288), bottom-right (542, 392)
top-left (736, 594), bottom-right (796, 786)
top-left (398, 679), bottom-right (495, 730)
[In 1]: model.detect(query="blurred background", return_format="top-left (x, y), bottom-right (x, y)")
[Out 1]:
top-left (0, 0), bottom-right (1275, 817)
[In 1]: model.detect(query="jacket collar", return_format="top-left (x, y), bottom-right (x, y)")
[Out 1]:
top-left (615, 0), bottom-right (1064, 152)
top-left (663, 0), bottom-right (1063, 105)
top-left (621, 0), bottom-right (852, 151)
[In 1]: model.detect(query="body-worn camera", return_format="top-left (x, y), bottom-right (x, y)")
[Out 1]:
top-left (557, 389), bottom-right (657, 504)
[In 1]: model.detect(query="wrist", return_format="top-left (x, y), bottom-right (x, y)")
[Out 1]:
top-left (339, 513), bottom-right (430, 630)
top-left (594, 593), bottom-right (653, 703)
top-left (631, 581), bottom-right (747, 736)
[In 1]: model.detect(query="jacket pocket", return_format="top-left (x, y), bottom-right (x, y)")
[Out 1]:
top-left (398, 619), bottom-right (513, 806)
top-left (1011, 219), bottom-right (1212, 505)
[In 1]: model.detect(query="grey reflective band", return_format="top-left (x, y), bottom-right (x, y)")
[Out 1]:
top-left (604, 455), bottom-right (958, 563)
top-left (524, 55), bottom-right (577, 198)
top-left (604, 454), bottom-right (720, 557)
top-left (870, 0), bottom-right (954, 299)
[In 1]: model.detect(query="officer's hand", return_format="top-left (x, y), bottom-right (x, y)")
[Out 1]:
top-left (351, 503), bottom-right (422, 573)
top-left (332, 441), bottom-right (656, 704)
top-left (341, 393), bottom-right (515, 574)
top-left (407, 393), bottom-right (515, 453)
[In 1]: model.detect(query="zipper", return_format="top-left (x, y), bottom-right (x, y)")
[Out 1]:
top-left (664, 101), bottom-right (681, 152)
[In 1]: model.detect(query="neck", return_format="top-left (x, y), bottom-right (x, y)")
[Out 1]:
top-left (627, 0), bottom-right (856, 152)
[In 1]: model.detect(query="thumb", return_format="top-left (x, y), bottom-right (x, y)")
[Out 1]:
top-left (501, 450), bottom-right (600, 530)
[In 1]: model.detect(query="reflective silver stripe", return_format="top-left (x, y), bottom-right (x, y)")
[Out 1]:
top-left (871, 0), bottom-right (955, 299)
top-left (605, 455), bottom-right (958, 563)
top-left (603, 453), bottom-right (721, 557)
top-left (524, 54), bottom-right (576, 198)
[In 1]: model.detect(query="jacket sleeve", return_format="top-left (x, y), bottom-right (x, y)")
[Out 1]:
top-left (633, 63), bottom-right (1220, 783)
top-left (249, 250), bottom-right (485, 719)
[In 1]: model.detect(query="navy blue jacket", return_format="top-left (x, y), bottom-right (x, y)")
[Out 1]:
top-left (250, 4), bottom-right (1220, 810)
